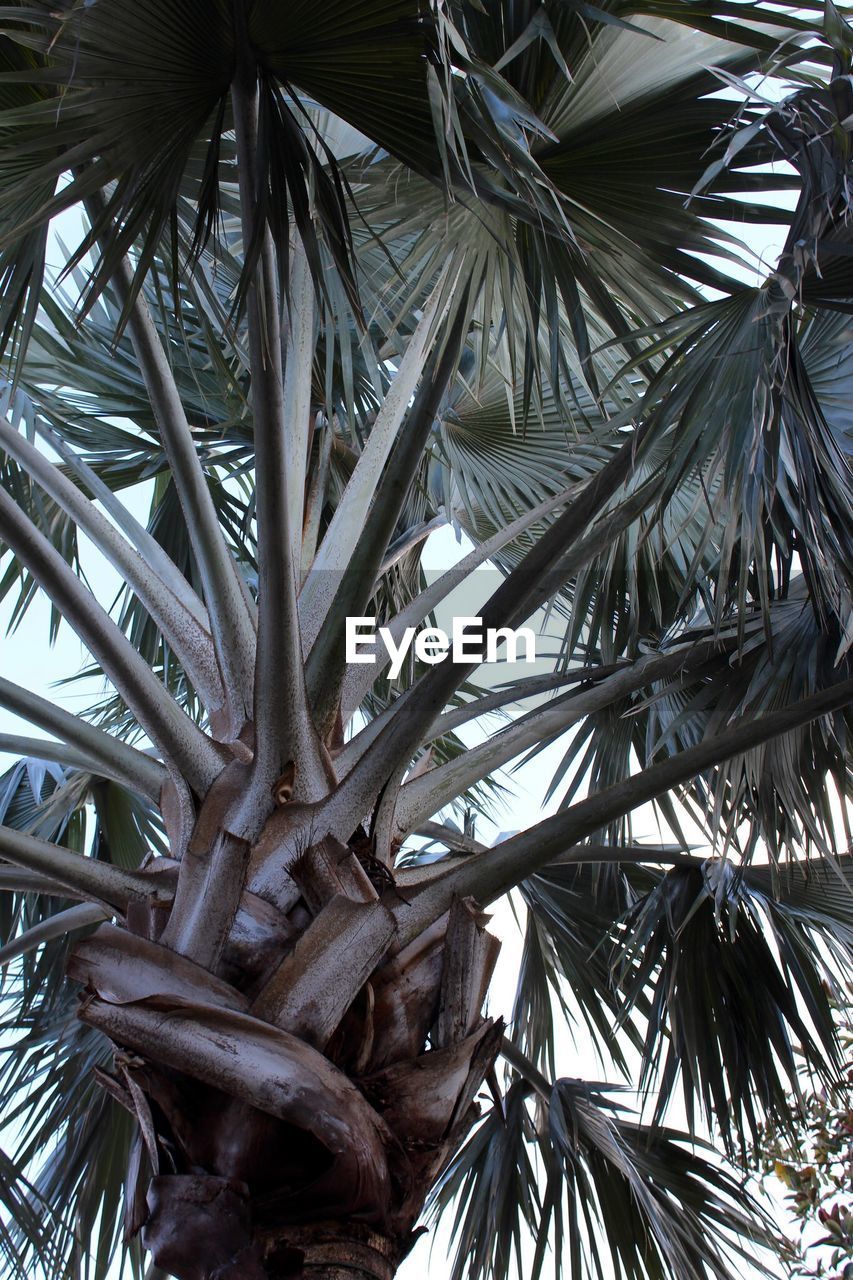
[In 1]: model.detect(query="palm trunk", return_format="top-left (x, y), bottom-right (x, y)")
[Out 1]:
top-left (256, 1222), bottom-right (402, 1280)
top-left (70, 787), bottom-right (502, 1280)
top-left (148, 1220), bottom-right (405, 1280)
top-left (142, 1186), bottom-right (408, 1279)
top-left (140, 1175), bottom-right (409, 1280)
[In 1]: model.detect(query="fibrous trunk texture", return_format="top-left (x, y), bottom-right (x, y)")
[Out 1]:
top-left (256, 1221), bottom-right (403, 1280)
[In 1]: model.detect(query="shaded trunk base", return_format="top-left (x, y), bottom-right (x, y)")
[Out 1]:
top-left (259, 1221), bottom-right (401, 1280)
top-left (141, 1177), bottom-right (404, 1280)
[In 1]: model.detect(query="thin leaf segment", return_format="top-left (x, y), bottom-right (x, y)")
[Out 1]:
top-left (0, 3), bottom-right (850, 1278)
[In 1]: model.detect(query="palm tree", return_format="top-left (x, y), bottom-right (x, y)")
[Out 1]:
top-left (0, 1), bottom-right (851, 1277)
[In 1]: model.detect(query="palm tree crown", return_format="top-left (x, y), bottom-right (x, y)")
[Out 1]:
top-left (0, 2), bottom-right (851, 1278)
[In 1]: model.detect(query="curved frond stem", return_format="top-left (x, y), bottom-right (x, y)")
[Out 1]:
top-left (300, 264), bottom-right (455, 649)
top-left (395, 637), bottom-right (734, 836)
top-left (282, 231), bottom-right (316, 569)
top-left (300, 413), bottom-right (333, 581)
top-left (0, 676), bottom-right (166, 800)
top-left (426, 665), bottom-right (630, 739)
top-left (398, 842), bottom-right (703, 890)
top-left (0, 866), bottom-right (85, 897)
top-left (379, 515), bottom-right (447, 577)
top-left (393, 677), bottom-right (853, 946)
top-left (0, 418), bottom-right (224, 708)
top-left (330, 452), bottom-right (656, 832)
top-left (546, 843), bottom-right (701, 869)
top-left (306, 289), bottom-right (473, 733)
top-left (232, 74), bottom-right (327, 803)
top-left (498, 1036), bottom-right (551, 1101)
top-left (0, 486), bottom-right (227, 795)
top-left (338, 465), bottom-right (655, 773)
top-left (89, 188), bottom-right (257, 726)
top-left (338, 658), bottom-right (632, 779)
top-left (0, 824), bottom-right (168, 911)
top-left (0, 734), bottom-right (141, 788)
top-left (413, 820), bottom-right (490, 855)
top-left (340, 478), bottom-right (591, 723)
top-left (0, 903), bottom-right (110, 966)
top-left (36, 421), bottom-right (210, 629)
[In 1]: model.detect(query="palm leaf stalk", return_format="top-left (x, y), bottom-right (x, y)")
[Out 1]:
top-left (0, 3), bottom-right (851, 1280)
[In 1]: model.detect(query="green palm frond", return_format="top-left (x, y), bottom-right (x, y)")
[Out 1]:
top-left (541, 1076), bottom-right (778, 1280)
top-left (642, 584), bottom-right (852, 860)
top-left (0, 454), bottom-right (83, 648)
top-left (800, 308), bottom-right (853, 454)
top-left (435, 361), bottom-right (618, 536)
top-left (513, 860), bottom-right (650, 1078)
top-left (1, 950), bottom-right (142, 1280)
top-left (0, 1145), bottom-right (51, 1280)
top-left (0, 757), bottom-right (160, 1278)
top-left (430, 364), bottom-right (727, 674)
top-left (0, 22), bottom-right (53, 374)
top-left (0, 0), bottom-right (571, 356)
top-left (432, 1079), bottom-right (542, 1280)
top-left (432, 1064), bottom-right (778, 1280)
top-left (611, 857), bottom-right (853, 1156)
top-left (350, 2), bottom-right (811, 405)
top-left (628, 291), bottom-right (853, 634)
top-left (509, 581), bottom-right (851, 862)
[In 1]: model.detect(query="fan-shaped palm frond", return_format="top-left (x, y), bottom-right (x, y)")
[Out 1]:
top-left (513, 583), bottom-right (851, 863)
top-left (512, 859), bottom-right (649, 1078)
top-left (611, 856), bottom-right (853, 1155)
top-left (0, 0), bottom-right (570, 359)
top-left (0, 758), bottom-right (150, 1277)
top-left (641, 587), bottom-right (853, 860)
top-left (432, 1060), bottom-right (779, 1280)
top-left (1, 947), bottom-right (143, 1280)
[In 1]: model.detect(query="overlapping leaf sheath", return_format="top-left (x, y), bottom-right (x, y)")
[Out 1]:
top-left (69, 836), bottom-right (502, 1277)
